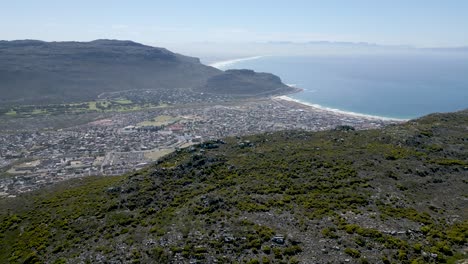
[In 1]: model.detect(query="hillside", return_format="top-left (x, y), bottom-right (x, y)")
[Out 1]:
top-left (0, 40), bottom-right (294, 106)
top-left (201, 69), bottom-right (293, 96)
top-left (0, 110), bottom-right (467, 263)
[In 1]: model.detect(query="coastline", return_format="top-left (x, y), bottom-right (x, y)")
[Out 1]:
top-left (274, 95), bottom-right (409, 122)
top-left (210, 56), bottom-right (408, 122)
top-left (209, 56), bottom-right (265, 69)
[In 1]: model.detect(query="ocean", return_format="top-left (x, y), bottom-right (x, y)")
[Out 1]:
top-left (213, 53), bottom-right (468, 119)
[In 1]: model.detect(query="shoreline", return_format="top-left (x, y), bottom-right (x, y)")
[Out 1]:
top-left (274, 95), bottom-right (409, 122)
top-left (209, 56), bottom-right (265, 69)
top-left (209, 56), bottom-right (409, 122)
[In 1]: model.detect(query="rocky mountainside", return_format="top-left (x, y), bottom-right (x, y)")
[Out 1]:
top-left (0, 40), bottom-right (294, 106)
top-left (0, 110), bottom-right (467, 263)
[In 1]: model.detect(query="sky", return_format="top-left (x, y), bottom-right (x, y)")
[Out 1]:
top-left (1, 0), bottom-right (468, 47)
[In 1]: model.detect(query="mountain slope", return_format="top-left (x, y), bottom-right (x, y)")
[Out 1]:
top-left (0, 40), bottom-right (295, 106)
top-left (201, 69), bottom-right (292, 96)
top-left (0, 110), bottom-right (467, 263)
top-left (0, 40), bottom-right (220, 105)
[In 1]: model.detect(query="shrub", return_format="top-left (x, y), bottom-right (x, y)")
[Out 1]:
top-left (273, 248), bottom-right (282, 259)
top-left (355, 237), bottom-right (366, 247)
top-left (344, 224), bottom-right (360, 234)
top-left (413, 243), bottom-right (422, 253)
top-left (397, 249), bottom-right (407, 261)
top-left (262, 246), bottom-right (271, 254)
top-left (322, 227), bottom-right (339, 239)
top-left (149, 247), bottom-right (169, 262)
top-left (283, 245), bottom-right (302, 256)
top-left (289, 256), bottom-right (300, 264)
top-left (344, 248), bottom-right (361, 258)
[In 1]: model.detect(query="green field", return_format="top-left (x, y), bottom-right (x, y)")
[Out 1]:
top-left (1, 99), bottom-right (168, 118)
top-left (138, 115), bottom-right (180, 127)
top-left (113, 99), bottom-right (132, 105)
top-left (144, 148), bottom-right (175, 161)
top-left (5, 110), bottom-right (17, 116)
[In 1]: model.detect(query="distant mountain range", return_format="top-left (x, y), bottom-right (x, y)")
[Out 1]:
top-left (0, 40), bottom-right (293, 105)
top-left (424, 46), bottom-right (468, 52)
top-left (266, 40), bottom-right (468, 50)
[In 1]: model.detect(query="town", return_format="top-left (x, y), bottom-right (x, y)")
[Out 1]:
top-left (0, 97), bottom-right (399, 197)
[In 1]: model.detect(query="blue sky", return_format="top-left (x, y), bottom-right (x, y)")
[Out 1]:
top-left (1, 0), bottom-right (467, 47)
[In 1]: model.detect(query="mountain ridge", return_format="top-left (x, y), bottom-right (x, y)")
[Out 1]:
top-left (0, 39), bottom-right (294, 106)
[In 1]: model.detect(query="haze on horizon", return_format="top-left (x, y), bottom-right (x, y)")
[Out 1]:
top-left (2, 0), bottom-right (468, 61)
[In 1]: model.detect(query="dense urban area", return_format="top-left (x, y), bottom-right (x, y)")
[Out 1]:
top-left (0, 97), bottom-right (399, 197)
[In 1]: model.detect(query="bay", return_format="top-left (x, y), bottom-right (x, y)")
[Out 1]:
top-left (217, 53), bottom-right (468, 119)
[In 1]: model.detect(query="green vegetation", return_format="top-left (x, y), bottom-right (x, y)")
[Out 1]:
top-left (345, 248), bottom-right (361, 258)
top-left (138, 115), bottom-right (180, 127)
top-left (0, 110), bottom-right (467, 263)
top-left (0, 176), bottom-right (125, 262)
top-left (0, 99), bottom-right (167, 118)
top-left (5, 110), bottom-right (17, 116)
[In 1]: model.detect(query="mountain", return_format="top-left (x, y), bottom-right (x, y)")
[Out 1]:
top-left (201, 69), bottom-right (293, 96)
top-left (1, 110), bottom-right (467, 263)
top-left (424, 46), bottom-right (468, 53)
top-left (0, 40), bottom-right (293, 106)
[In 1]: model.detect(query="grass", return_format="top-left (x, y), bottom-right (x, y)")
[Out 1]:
top-left (31, 109), bottom-right (47, 115)
top-left (87, 101), bottom-right (98, 110)
top-left (1, 98), bottom-right (172, 118)
top-left (113, 99), bottom-right (132, 105)
top-left (144, 148), bottom-right (175, 161)
top-left (138, 115), bottom-right (181, 127)
top-left (5, 110), bottom-right (17, 116)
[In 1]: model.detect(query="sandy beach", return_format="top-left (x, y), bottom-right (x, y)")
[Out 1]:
top-left (209, 56), bottom-right (265, 69)
top-left (274, 95), bottom-right (408, 122)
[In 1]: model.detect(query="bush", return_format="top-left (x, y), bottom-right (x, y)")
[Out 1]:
top-left (283, 245), bottom-right (302, 256)
top-left (356, 227), bottom-right (382, 238)
top-left (344, 224), bottom-right (360, 234)
top-left (413, 243), bottom-right (422, 253)
top-left (322, 227), bottom-right (339, 239)
top-left (248, 239), bottom-right (262, 249)
top-left (397, 249), bottom-right (407, 261)
top-left (149, 247), bottom-right (169, 262)
top-left (344, 248), bottom-right (361, 258)
top-left (273, 248), bottom-right (282, 259)
top-left (360, 258), bottom-right (370, 264)
top-left (262, 246), bottom-right (271, 254)
top-left (289, 256), bottom-right (300, 264)
top-left (355, 237), bottom-right (366, 247)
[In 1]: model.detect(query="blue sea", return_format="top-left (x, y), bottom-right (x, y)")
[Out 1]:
top-left (216, 53), bottom-right (468, 119)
